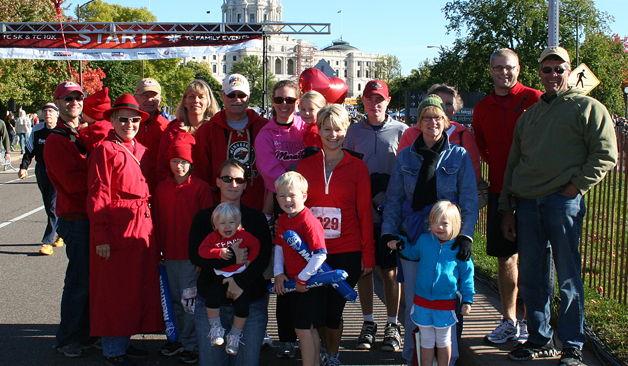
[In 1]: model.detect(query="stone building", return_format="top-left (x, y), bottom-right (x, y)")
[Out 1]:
top-left (184, 0), bottom-right (386, 98)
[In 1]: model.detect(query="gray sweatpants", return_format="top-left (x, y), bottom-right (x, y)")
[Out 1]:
top-left (164, 259), bottom-right (199, 351)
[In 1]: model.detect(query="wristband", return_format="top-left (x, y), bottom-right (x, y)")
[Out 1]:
top-left (296, 277), bottom-right (307, 286)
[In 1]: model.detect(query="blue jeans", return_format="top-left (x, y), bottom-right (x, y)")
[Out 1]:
top-left (55, 218), bottom-right (91, 348)
top-left (195, 296), bottom-right (268, 366)
top-left (399, 258), bottom-right (459, 366)
top-left (102, 336), bottom-right (130, 357)
top-left (36, 165), bottom-right (58, 245)
top-left (517, 191), bottom-right (587, 349)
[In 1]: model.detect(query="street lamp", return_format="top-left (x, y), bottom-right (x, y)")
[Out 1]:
top-left (76, 0), bottom-right (96, 89)
top-left (207, 11), bottom-right (211, 21)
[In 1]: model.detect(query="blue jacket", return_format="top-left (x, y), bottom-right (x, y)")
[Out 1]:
top-left (381, 135), bottom-right (478, 239)
top-left (400, 233), bottom-right (475, 304)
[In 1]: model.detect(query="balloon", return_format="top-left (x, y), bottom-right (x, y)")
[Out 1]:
top-left (327, 77), bottom-right (348, 104)
top-left (299, 68), bottom-right (348, 104)
top-left (267, 269), bottom-right (348, 294)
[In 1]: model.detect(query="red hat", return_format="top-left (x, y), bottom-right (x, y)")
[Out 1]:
top-left (103, 94), bottom-right (150, 122)
top-left (166, 133), bottom-right (195, 164)
top-left (83, 87), bottom-right (111, 120)
top-left (363, 80), bottom-right (389, 99)
top-left (54, 81), bottom-right (84, 100)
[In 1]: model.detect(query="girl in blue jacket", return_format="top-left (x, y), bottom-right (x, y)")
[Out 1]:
top-left (388, 200), bottom-right (474, 366)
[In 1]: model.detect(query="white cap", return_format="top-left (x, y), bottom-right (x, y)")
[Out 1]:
top-left (222, 73), bottom-right (250, 96)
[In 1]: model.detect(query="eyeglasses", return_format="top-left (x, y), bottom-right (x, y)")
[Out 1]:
top-left (491, 65), bottom-right (518, 72)
top-left (421, 116), bottom-right (444, 122)
top-left (170, 159), bottom-right (190, 167)
top-left (220, 176), bottom-right (246, 184)
top-left (63, 95), bottom-right (84, 102)
top-left (226, 92), bottom-right (248, 99)
top-left (117, 116), bottom-right (142, 123)
top-left (541, 66), bottom-right (568, 74)
top-left (272, 96), bottom-right (297, 105)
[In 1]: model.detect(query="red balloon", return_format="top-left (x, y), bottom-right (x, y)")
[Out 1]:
top-left (327, 77), bottom-right (348, 104)
top-left (299, 68), bottom-right (330, 97)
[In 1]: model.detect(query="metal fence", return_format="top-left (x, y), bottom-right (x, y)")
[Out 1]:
top-left (476, 125), bottom-right (628, 304)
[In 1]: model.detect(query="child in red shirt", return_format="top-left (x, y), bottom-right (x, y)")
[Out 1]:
top-left (300, 90), bottom-right (326, 149)
top-left (198, 202), bottom-right (260, 356)
top-left (273, 171), bottom-right (327, 366)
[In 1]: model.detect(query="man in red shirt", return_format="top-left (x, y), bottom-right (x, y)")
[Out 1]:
top-left (44, 81), bottom-right (91, 358)
top-left (472, 48), bottom-right (542, 345)
top-left (134, 77), bottom-right (170, 193)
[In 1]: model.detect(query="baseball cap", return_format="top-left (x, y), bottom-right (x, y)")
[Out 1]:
top-left (363, 80), bottom-right (389, 99)
top-left (539, 46), bottom-right (571, 64)
top-left (54, 81), bottom-right (84, 100)
top-left (135, 78), bottom-right (162, 95)
top-left (222, 73), bottom-right (250, 96)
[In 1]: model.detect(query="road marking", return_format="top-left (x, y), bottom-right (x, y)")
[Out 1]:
top-left (0, 168), bottom-right (35, 186)
top-left (0, 206), bottom-right (45, 229)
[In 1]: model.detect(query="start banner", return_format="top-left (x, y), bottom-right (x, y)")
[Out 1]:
top-left (0, 24), bottom-right (263, 60)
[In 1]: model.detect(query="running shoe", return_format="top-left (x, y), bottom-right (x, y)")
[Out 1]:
top-left (53, 237), bottom-right (64, 247)
top-left (508, 339), bottom-right (558, 361)
top-left (517, 320), bottom-right (529, 344)
top-left (484, 318), bottom-right (518, 344)
top-left (381, 323), bottom-right (402, 351)
top-left (276, 342), bottom-right (297, 358)
top-left (558, 348), bottom-right (583, 366)
top-left (324, 352), bottom-right (341, 366)
top-left (208, 321), bottom-right (225, 346)
top-left (40, 244), bottom-right (53, 255)
top-left (356, 321), bottom-right (377, 349)
top-left (178, 350), bottom-right (199, 364)
top-left (56, 343), bottom-right (86, 358)
top-left (159, 341), bottom-right (184, 356)
top-left (225, 332), bottom-right (244, 355)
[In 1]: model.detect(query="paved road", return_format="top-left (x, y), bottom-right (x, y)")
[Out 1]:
top-left (0, 155), bottom-right (405, 366)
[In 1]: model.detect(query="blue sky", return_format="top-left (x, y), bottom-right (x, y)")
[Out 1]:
top-left (100, 0), bottom-right (627, 75)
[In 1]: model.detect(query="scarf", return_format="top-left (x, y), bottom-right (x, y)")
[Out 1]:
top-left (411, 133), bottom-right (446, 211)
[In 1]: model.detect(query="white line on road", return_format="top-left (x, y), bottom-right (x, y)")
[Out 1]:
top-left (0, 206), bottom-right (45, 229)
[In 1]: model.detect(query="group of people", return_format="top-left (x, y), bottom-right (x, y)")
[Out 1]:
top-left (21, 44), bottom-right (616, 366)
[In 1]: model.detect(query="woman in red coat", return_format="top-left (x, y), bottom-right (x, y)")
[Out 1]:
top-left (296, 104), bottom-right (374, 366)
top-left (87, 94), bottom-right (163, 366)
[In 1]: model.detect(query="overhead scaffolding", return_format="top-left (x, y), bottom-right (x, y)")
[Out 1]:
top-left (0, 21), bottom-right (331, 114)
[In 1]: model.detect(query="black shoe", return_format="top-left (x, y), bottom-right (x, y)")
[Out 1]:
top-left (104, 354), bottom-right (136, 366)
top-left (356, 321), bottom-right (377, 349)
top-left (381, 323), bottom-right (402, 352)
top-left (160, 341), bottom-right (184, 356)
top-left (508, 340), bottom-right (558, 361)
top-left (558, 348), bottom-right (582, 366)
top-left (178, 350), bottom-right (199, 364)
top-left (125, 344), bottom-right (148, 360)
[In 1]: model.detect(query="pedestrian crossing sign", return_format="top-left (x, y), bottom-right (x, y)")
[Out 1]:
top-left (568, 63), bottom-right (600, 95)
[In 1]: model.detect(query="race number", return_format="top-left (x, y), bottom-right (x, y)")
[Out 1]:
top-left (310, 207), bottom-right (342, 239)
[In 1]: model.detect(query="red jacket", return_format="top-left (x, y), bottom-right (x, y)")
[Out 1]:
top-left (472, 82), bottom-right (542, 193)
top-left (199, 228), bottom-right (260, 274)
top-left (275, 208), bottom-right (326, 279)
top-left (87, 132), bottom-right (162, 337)
top-left (193, 109), bottom-right (268, 211)
top-left (303, 123), bottom-right (322, 148)
top-left (136, 113), bottom-right (170, 193)
top-left (44, 120), bottom-right (89, 217)
top-left (156, 120), bottom-right (192, 183)
top-left (398, 121), bottom-right (482, 182)
top-left (154, 175), bottom-right (213, 260)
top-left (297, 150), bottom-right (375, 268)
top-left (78, 119), bottom-right (113, 154)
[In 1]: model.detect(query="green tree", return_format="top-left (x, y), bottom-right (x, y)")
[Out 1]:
top-left (431, 0), bottom-right (627, 111)
top-left (390, 59), bottom-right (437, 110)
top-left (76, 0), bottom-right (155, 22)
top-left (230, 55), bottom-right (275, 107)
top-left (369, 55), bottom-right (402, 85)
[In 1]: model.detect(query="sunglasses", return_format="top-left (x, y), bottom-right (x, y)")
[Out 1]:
top-left (491, 65), bottom-right (518, 72)
top-left (117, 116), bottom-right (142, 123)
top-left (272, 96), bottom-right (297, 104)
top-left (226, 92), bottom-right (248, 99)
top-left (541, 66), bottom-right (567, 74)
top-left (63, 95), bottom-right (84, 102)
top-left (220, 176), bottom-right (246, 184)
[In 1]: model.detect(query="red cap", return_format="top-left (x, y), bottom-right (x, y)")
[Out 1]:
top-left (363, 80), bottom-right (389, 99)
top-left (166, 133), bottom-right (195, 164)
top-left (54, 81), bottom-right (84, 100)
top-left (103, 94), bottom-right (150, 122)
top-left (83, 87), bottom-right (111, 120)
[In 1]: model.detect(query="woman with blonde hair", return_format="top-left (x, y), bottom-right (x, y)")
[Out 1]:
top-left (157, 79), bottom-right (220, 181)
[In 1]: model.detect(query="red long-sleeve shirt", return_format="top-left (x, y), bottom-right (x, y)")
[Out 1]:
top-left (199, 228), bottom-right (260, 274)
top-left (275, 208), bottom-right (326, 279)
top-left (136, 113), bottom-right (170, 193)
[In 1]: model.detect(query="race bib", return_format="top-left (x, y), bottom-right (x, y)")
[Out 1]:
top-left (310, 207), bottom-right (342, 239)
top-left (182, 286), bottom-right (197, 315)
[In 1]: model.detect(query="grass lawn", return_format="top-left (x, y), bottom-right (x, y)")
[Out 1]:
top-left (472, 233), bottom-right (628, 364)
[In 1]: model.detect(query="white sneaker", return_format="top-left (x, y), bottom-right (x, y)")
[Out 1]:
top-left (262, 331), bottom-right (273, 348)
top-left (225, 332), bottom-right (244, 355)
top-left (517, 320), bottom-right (529, 344)
top-left (208, 321), bottom-right (225, 346)
top-left (484, 318), bottom-right (519, 344)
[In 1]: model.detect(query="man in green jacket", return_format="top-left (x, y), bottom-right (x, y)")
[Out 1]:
top-left (499, 46), bottom-right (617, 366)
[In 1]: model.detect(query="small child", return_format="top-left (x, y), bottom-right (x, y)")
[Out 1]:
top-left (388, 201), bottom-right (474, 366)
top-left (198, 202), bottom-right (260, 355)
top-left (153, 133), bottom-right (213, 363)
top-left (300, 90), bottom-right (326, 149)
top-left (273, 171), bottom-right (327, 366)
